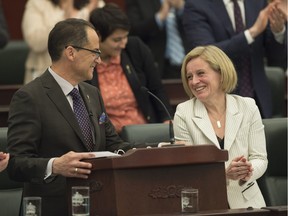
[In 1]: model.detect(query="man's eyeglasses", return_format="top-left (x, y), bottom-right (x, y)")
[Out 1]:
top-left (65, 45), bottom-right (101, 58)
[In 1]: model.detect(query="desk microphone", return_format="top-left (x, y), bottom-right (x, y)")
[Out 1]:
top-left (140, 86), bottom-right (175, 144)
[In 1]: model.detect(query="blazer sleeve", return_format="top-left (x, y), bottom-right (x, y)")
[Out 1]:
top-left (7, 88), bottom-right (51, 183)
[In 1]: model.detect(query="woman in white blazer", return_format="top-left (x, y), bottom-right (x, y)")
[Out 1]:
top-left (174, 45), bottom-right (267, 209)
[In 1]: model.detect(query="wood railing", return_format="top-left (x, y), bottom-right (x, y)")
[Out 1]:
top-left (162, 79), bottom-right (188, 111)
top-left (0, 80), bottom-right (188, 127)
top-left (0, 85), bottom-right (22, 127)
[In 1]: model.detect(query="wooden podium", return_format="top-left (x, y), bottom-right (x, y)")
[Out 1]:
top-left (67, 145), bottom-right (229, 216)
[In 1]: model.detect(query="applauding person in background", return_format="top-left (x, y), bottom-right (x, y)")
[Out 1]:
top-left (22, 0), bottom-right (105, 84)
top-left (183, 0), bottom-right (287, 118)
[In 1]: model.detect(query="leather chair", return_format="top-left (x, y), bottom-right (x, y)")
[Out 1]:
top-left (258, 118), bottom-right (287, 206)
top-left (0, 127), bottom-right (23, 216)
top-left (265, 66), bottom-right (286, 117)
top-left (0, 40), bottom-right (29, 84)
top-left (120, 123), bottom-right (171, 147)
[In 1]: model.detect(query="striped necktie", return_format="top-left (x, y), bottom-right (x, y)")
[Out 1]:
top-left (165, 9), bottom-right (185, 66)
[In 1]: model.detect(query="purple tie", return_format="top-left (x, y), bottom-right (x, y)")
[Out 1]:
top-left (69, 88), bottom-right (94, 151)
top-left (232, 0), bottom-right (254, 97)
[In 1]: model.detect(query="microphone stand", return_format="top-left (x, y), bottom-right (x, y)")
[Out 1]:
top-left (141, 87), bottom-right (175, 144)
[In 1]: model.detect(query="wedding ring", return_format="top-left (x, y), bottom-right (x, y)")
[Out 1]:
top-left (75, 168), bottom-right (78, 173)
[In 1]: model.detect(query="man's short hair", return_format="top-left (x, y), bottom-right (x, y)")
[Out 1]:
top-left (48, 18), bottom-right (95, 62)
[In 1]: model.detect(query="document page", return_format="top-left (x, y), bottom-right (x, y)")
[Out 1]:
top-left (91, 151), bottom-right (121, 158)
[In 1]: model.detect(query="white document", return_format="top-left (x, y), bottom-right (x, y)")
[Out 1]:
top-left (91, 151), bottom-right (121, 158)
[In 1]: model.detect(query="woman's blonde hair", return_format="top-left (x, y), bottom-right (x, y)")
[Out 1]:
top-left (181, 45), bottom-right (238, 98)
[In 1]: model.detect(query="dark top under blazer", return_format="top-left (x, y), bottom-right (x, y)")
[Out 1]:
top-left (7, 71), bottom-right (133, 216)
top-left (183, 0), bottom-right (287, 118)
top-left (88, 36), bottom-right (173, 123)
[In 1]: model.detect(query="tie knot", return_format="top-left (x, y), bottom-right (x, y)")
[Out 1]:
top-left (69, 88), bottom-right (81, 99)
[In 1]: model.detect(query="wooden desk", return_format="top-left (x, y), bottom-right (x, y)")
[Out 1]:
top-left (138, 206), bottom-right (288, 216)
top-left (67, 145), bottom-right (229, 216)
top-left (0, 106), bottom-right (9, 127)
top-left (0, 85), bottom-right (21, 127)
top-left (0, 85), bottom-right (21, 106)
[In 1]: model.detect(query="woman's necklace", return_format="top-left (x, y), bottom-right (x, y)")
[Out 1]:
top-left (216, 120), bottom-right (222, 128)
top-left (209, 111), bottom-right (226, 129)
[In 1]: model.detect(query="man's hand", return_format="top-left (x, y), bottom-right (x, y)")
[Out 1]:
top-left (52, 151), bottom-right (95, 179)
top-left (269, 1), bottom-right (286, 33)
top-left (168, 0), bottom-right (185, 10)
top-left (249, 5), bottom-right (269, 38)
top-left (157, 0), bottom-right (170, 21)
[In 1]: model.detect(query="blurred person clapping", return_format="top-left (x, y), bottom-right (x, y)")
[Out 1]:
top-left (22, 0), bottom-right (105, 84)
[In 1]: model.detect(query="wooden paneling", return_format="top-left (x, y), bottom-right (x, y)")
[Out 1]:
top-left (2, 0), bottom-right (26, 40)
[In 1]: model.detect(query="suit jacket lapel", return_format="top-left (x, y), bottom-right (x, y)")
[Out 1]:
top-left (211, 0), bottom-right (234, 36)
top-left (193, 100), bottom-right (220, 147)
top-left (224, 95), bottom-right (243, 151)
top-left (41, 71), bottom-right (88, 149)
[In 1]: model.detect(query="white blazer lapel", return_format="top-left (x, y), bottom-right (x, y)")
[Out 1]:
top-left (193, 100), bottom-right (219, 146)
top-left (224, 95), bottom-right (243, 151)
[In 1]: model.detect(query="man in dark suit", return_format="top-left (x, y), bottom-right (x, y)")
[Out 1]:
top-left (183, 0), bottom-right (287, 118)
top-left (125, 0), bottom-right (188, 79)
top-left (7, 18), bottom-right (133, 216)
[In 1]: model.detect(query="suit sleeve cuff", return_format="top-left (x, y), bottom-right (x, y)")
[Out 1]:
top-left (44, 157), bottom-right (56, 180)
top-left (244, 30), bottom-right (254, 44)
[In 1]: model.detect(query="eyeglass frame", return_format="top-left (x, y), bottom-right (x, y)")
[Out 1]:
top-left (65, 45), bottom-right (101, 58)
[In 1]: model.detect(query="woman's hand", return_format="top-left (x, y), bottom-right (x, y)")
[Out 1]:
top-left (226, 155), bottom-right (253, 181)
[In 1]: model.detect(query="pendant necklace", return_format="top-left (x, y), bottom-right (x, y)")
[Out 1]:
top-left (209, 111), bottom-right (226, 129)
top-left (216, 120), bottom-right (222, 129)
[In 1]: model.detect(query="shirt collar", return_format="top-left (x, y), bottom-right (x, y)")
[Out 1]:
top-left (48, 67), bottom-right (77, 96)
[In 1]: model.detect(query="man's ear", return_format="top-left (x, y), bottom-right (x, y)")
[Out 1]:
top-left (64, 46), bottom-right (75, 60)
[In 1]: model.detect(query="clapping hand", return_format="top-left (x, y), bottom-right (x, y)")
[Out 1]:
top-left (268, 1), bottom-right (286, 33)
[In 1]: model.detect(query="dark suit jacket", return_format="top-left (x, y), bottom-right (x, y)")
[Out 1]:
top-left (125, 0), bottom-right (188, 74)
top-left (183, 0), bottom-right (287, 118)
top-left (88, 36), bottom-right (173, 124)
top-left (7, 71), bottom-right (132, 216)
